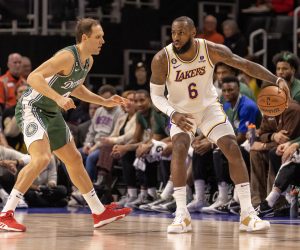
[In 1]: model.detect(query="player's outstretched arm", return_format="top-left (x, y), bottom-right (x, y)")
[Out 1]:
top-left (207, 42), bottom-right (289, 96)
top-left (71, 84), bottom-right (129, 108)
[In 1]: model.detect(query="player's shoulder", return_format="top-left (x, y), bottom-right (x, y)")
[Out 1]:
top-left (53, 49), bottom-right (75, 63)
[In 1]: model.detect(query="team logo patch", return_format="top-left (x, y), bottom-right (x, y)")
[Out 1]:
top-left (171, 58), bottom-right (177, 64)
top-left (25, 122), bottom-right (38, 137)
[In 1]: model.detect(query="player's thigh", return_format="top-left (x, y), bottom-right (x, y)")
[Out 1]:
top-left (199, 104), bottom-right (235, 143)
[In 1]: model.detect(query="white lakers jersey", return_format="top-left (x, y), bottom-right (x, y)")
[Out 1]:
top-left (165, 38), bottom-right (218, 113)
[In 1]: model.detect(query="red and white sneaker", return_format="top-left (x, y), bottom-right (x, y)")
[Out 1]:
top-left (0, 210), bottom-right (26, 232)
top-left (93, 203), bottom-right (132, 228)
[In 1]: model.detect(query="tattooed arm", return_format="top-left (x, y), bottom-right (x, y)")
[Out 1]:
top-left (207, 41), bottom-right (290, 96)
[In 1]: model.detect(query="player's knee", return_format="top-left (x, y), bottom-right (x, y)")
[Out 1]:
top-left (172, 140), bottom-right (189, 153)
top-left (31, 153), bottom-right (52, 169)
top-left (70, 150), bottom-right (83, 165)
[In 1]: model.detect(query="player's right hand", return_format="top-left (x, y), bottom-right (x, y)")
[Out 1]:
top-left (56, 96), bottom-right (76, 111)
top-left (171, 112), bottom-right (194, 132)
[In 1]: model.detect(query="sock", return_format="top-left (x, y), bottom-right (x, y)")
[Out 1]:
top-left (194, 179), bottom-right (205, 201)
top-left (147, 188), bottom-right (157, 198)
top-left (266, 190), bottom-right (281, 207)
top-left (218, 182), bottom-right (229, 202)
top-left (1, 189), bottom-right (24, 214)
top-left (173, 186), bottom-right (187, 211)
top-left (128, 188), bottom-right (137, 198)
top-left (160, 180), bottom-right (173, 200)
top-left (233, 188), bottom-right (239, 203)
top-left (141, 189), bottom-right (147, 197)
top-left (235, 182), bottom-right (254, 215)
top-left (0, 188), bottom-right (8, 198)
top-left (82, 188), bottom-right (105, 215)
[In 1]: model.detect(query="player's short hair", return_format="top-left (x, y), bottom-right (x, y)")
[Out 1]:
top-left (221, 76), bottom-right (240, 88)
top-left (173, 16), bottom-right (195, 29)
top-left (97, 84), bottom-right (116, 96)
top-left (75, 18), bottom-right (100, 43)
top-left (272, 51), bottom-right (299, 71)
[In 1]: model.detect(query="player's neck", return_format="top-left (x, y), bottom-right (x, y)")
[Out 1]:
top-left (76, 44), bottom-right (90, 63)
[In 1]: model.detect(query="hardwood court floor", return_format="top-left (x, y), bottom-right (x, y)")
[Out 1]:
top-left (0, 209), bottom-right (300, 250)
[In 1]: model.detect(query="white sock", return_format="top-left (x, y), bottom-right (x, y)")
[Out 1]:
top-left (82, 189), bottom-right (105, 215)
top-left (147, 188), bottom-right (157, 198)
top-left (128, 188), bottom-right (137, 198)
top-left (173, 186), bottom-right (187, 211)
top-left (1, 189), bottom-right (24, 213)
top-left (160, 180), bottom-right (173, 200)
top-left (218, 182), bottom-right (229, 202)
top-left (194, 179), bottom-right (205, 201)
top-left (235, 183), bottom-right (254, 215)
top-left (266, 190), bottom-right (281, 207)
top-left (141, 189), bottom-right (147, 196)
top-left (0, 188), bottom-right (8, 198)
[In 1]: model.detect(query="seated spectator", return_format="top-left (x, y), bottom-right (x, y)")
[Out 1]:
top-left (256, 136), bottom-right (300, 217)
top-left (272, 51), bottom-right (300, 103)
top-left (0, 146), bottom-right (30, 208)
top-left (2, 84), bottom-right (28, 152)
top-left (196, 15), bottom-right (224, 44)
top-left (24, 156), bottom-right (68, 208)
top-left (250, 100), bottom-right (300, 207)
top-left (222, 19), bottom-right (248, 58)
top-left (0, 53), bottom-right (26, 112)
top-left (20, 56), bottom-right (32, 80)
top-left (126, 62), bottom-right (150, 92)
top-left (214, 62), bottom-right (256, 101)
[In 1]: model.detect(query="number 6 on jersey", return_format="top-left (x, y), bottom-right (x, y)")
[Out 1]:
top-left (188, 82), bottom-right (198, 99)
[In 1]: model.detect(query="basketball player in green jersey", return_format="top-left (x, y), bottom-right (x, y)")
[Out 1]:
top-left (0, 18), bottom-right (131, 232)
top-left (150, 16), bottom-right (289, 234)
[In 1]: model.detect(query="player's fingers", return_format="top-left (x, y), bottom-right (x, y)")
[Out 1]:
top-left (184, 114), bottom-right (194, 119)
top-left (185, 119), bottom-right (194, 126)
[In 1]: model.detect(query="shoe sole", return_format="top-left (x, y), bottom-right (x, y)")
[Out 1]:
top-left (94, 214), bottom-right (126, 228)
top-left (239, 223), bottom-right (271, 232)
top-left (167, 224), bottom-right (192, 234)
top-left (0, 224), bottom-right (26, 232)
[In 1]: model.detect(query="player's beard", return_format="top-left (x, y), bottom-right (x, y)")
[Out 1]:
top-left (172, 38), bottom-right (193, 54)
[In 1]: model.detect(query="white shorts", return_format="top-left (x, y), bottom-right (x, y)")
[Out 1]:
top-left (170, 103), bottom-right (235, 143)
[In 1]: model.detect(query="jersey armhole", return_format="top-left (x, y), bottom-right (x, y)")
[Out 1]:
top-left (203, 40), bottom-right (214, 68)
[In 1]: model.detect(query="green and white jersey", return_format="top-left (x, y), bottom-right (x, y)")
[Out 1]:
top-left (20, 45), bottom-right (90, 113)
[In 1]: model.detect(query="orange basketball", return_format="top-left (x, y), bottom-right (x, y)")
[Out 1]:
top-left (257, 86), bottom-right (288, 117)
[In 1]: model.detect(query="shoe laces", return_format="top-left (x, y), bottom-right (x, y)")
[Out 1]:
top-left (247, 210), bottom-right (262, 221)
top-left (1, 210), bottom-right (14, 219)
top-left (172, 210), bottom-right (189, 225)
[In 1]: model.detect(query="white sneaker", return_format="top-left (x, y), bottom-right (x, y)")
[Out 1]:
top-left (201, 198), bottom-right (228, 214)
top-left (239, 210), bottom-right (271, 232)
top-left (187, 199), bottom-right (208, 213)
top-left (167, 208), bottom-right (192, 234)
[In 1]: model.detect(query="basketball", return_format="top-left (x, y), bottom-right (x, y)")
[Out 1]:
top-left (257, 86), bottom-right (288, 116)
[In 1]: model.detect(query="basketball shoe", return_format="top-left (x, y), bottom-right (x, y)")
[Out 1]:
top-left (186, 199), bottom-right (208, 213)
top-left (239, 210), bottom-right (271, 232)
top-left (167, 208), bottom-right (192, 234)
top-left (93, 203), bottom-right (132, 228)
top-left (201, 197), bottom-right (229, 214)
top-left (0, 210), bottom-right (26, 232)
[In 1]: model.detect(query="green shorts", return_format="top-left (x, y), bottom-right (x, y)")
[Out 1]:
top-left (15, 103), bottom-right (72, 151)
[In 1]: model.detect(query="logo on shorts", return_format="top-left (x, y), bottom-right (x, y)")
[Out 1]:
top-left (25, 122), bottom-right (38, 137)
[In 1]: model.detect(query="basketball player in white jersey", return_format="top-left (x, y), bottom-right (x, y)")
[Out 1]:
top-left (150, 16), bottom-right (289, 233)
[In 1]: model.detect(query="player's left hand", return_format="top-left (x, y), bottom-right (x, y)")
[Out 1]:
top-left (172, 112), bottom-right (194, 132)
top-left (104, 95), bottom-right (130, 108)
top-left (277, 78), bottom-right (291, 102)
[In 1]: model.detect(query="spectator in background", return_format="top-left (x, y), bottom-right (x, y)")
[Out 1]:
top-left (222, 19), bottom-right (248, 58)
top-left (20, 56), bottom-right (32, 80)
top-left (24, 156), bottom-right (68, 208)
top-left (242, 0), bottom-right (294, 15)
top-left (0, 53), bottom-right (26, 112)
top-left (214, 63), bottom-right (256, 101)
top-left (196, 15), bottom-right (224, 44)
top-left (272, 51), bottom-right (300, 103)
top-left (126, 62), bottom-right (150, 92)
top-left (2, 84), bottom-right (28, 152)
top-left (238, 55), bottom-right (261, 99)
